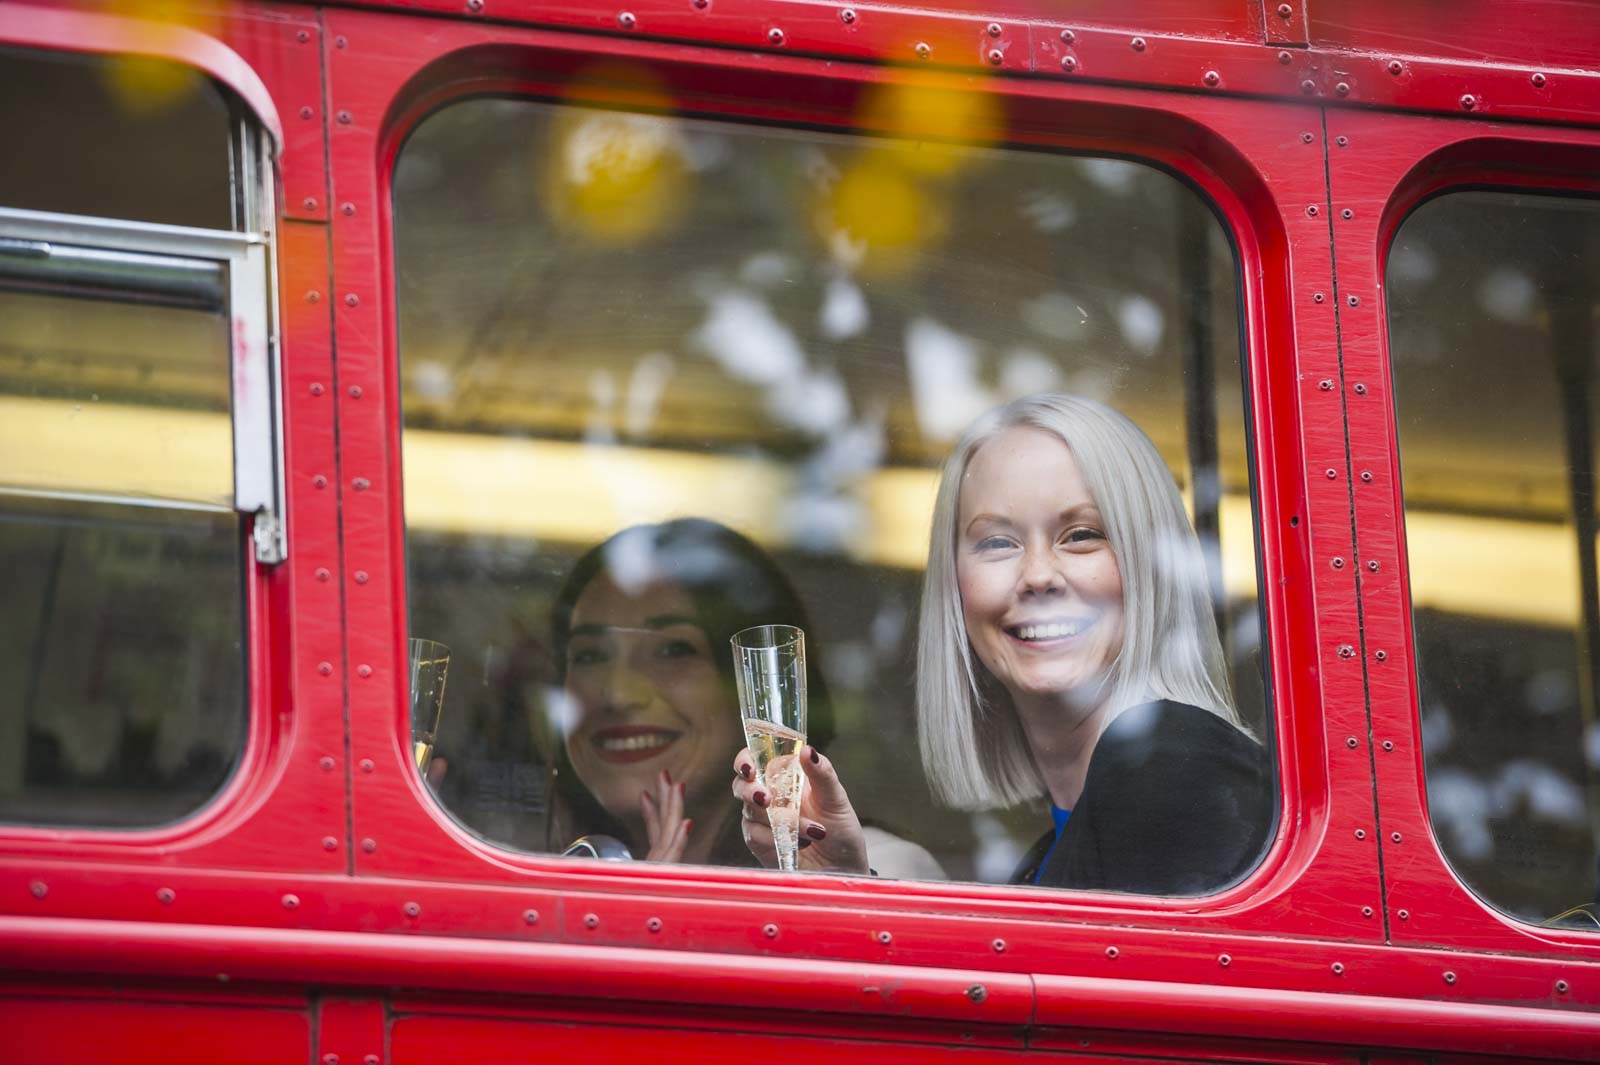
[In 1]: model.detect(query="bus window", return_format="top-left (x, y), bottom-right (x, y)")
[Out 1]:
top-left (393, 93), bottom-right (1272, 894)
top-left (1389, 190), bottom-right (1600, 924)
top-left (0, 50), bottom-right (275, 829)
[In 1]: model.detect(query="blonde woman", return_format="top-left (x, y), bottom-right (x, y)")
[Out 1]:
top-left (732, 394), bottom-right (1272, 894)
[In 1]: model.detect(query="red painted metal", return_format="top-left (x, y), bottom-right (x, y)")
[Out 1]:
top-left (3, 0), bottom-right (1600, 1062)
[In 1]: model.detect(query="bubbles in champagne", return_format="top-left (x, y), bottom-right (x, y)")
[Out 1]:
top-left (743, 718), bottom-right (806, 871)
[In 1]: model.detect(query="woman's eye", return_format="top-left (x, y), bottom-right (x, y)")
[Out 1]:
top-left (656, 639), bottom-right (701, 660)
top-left (568, 646), bottom-right (607, 667)
top-left (1063, 527), bottom-right (1106, 545)
top-left (975, 535), bottom-right (1015, 551)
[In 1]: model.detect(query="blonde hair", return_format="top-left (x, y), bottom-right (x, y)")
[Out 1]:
top-left (916, 393), bottom-right (1240, 809)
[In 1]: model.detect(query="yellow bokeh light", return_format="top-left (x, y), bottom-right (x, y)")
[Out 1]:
top-left (97, 0), bottom-right (220, 114)
top-left (545, 64), bottom-right (688, 246)
top-left (819, 157), bottom-right (946, 276)
top-left (853, 80), bottom-right (1002, 177)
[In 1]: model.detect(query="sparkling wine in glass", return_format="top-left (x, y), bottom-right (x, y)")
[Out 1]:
top-left (409, 638), bottom-right (450, 772)
top-left (731, 624), bottom-right (808, 872)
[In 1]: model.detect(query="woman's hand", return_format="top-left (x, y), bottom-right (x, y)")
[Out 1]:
top-left (640, 769), bottom-right (691, 862)
top-left (731, 745), bottom-right (870, 875)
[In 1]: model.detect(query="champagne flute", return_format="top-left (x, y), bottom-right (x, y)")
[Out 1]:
top-left (731, 624), bottom-right (808, 872)
top-left (409, 638), bottom-right (450, 773)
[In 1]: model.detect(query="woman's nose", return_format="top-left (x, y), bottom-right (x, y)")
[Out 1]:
top-left (600, 660), bottom-right (654, 713)
top-left (1018, 544), bottom-right (1066, 595)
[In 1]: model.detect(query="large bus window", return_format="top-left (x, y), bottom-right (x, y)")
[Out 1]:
top-left (0, 49), bottom-right (273, 829)
top-left (1389, 190), bottom-right (1600, 924)
top-left (394, 92), bottom-right (1272, 894)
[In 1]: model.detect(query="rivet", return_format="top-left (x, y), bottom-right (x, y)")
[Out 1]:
top-left (1360, 470), bottom-right (1373, 482)
top-left (1531, 72), bottom-right (1547, 88)
top-left (296, 29), bottom-right (310, 43)
top-left (310, 382), bottom-right (325, 396)
top-left (357, 664), bottom-right (373, 679)
top-left (1319, 379), bottom-right (1334, 391)
top-left (306, 290), bottom-right (321, 303)
top-left (1335, 81), bottom-right (1350, 97)
top-left (361, 838), bottom-right (377, 852)
top-left (992, 938), bottom-right (1006, 953)
top-left (353, 478), bottom-right (370, 491)
top-left (29, 880), bottom-right (46, 898)
top-left (1218, 953), bottom-right (1231, 967)
top-left (1398, 908), bottom-right (1409, 919)
top-left (1336, 135), bottom-right (1349, 146)
top-left (1325, 468), bottom-right (1338, 479)
top-left (1556, 979), bottom-right (1569, 993)
top-left (365, 1058), bottom-right (379, 1065)
top-left (1353, 381), bottom-right (1367, 393)
top-left (1387, 59), bottom-right (1403, 76)
top-left (344, 293), bottom-right (359, 307)
top-left (768, 27), bottom-right (785, 45)
top-left (1301, 132), bottom-right (1315, 143)
top-left (1382, 740), bottom-right (1394, 752)
top-left (300, 106), bottom-right (314, 120)
top-left (1444, 971), bottom-right (1456, 985)
top-left (466, 0), bottom-right (482, 9)
top-left (1203, 70), bottom-right (1220, 87)
top-left (1300, 79), bottom-right (1317, 95)
top-left (618, 11), bottom-right (636, 28)
top-left (318, 661), bottom-right (333, 676)
top-left (316, 568), bottom-right (331, 583)
top-left (1355, 829), bottom-right (1366, 839)
top-left (341, 202), bottom-right (356, 216)
top-left (1341, 208), bottom-right (1354, 220)
top-left (1331, 557), bottom-right (1345, 569)
top-left (914, 41), bottom-right (931, 58)
top-left (324, 1055), bottom-right (339, 1065)
top-left (322, 836), bottom-right (338, 851)
top-left (987, 48), bottom-right (1004, 65)
top-left (359, 759), bottom-right (375, 773)
top-left (283, 893), bottom-right (300, 909)
top-left (320, 755), bottom-right (336, 770)
top-left (764, 923), bottom-right (779, 938)
top-left (524, 909), bottom-right (539, 924)
top-left (692, 0), bottom-right (708, 7)
top-left (1338, 644), bottom-right (1355, 658)
top-left (966, 983), bottom-right (987, 1003)
top-left (1060, 56), bottom-right (1077, 72)
top-left (1367, 559), bottom-right (1380, 572)
top-left (1130, 37), bottom-right (1146, 51)
top-left (1331, 962), bottom-right (1345, 975)
top-left (1105, 946), bottom-right (1119, 959)
top-left (876, 930), bottom-right (893, 944)
top-left (647, 917), bottom-right (663, 933)
top-left (1362, 906), bottom-right (1374, 917)
top-left (1276, 2), bottom-right (1292, 16)
top-left (1375, 649), bottom-right (1388, 661)
top-left (840, 8), bottom-right (856, 23)
top-left (1346, 736), bottom-right (1359, 748)
top-left (334, 35), bottom-right (347, 48)
top-left (355, 571), bottom-right (369, 585)
top-left (158, 887), bottom-right (175, 905)
top-left (1059, 29), bottom-right (1075, 44)
top-left (584, 913), bottom-right (600, 928)
top-left (348, 384), bottom-right (363, 398)
top-left (1305, 204), bottom-right (1319, 217)
top-left (1347, 294), bottom-right (1361, 307)
top-left (313, 475), bottom-right (328, 490)
top-left (1459, 94), bottom-right (1476, 111)
top-left (303, 197), bottom-right (318, 211)
top-left (337, 110), bottom-right (352, 124)
top-left (1313, 292), bottom-right (1326, 303)
top-left (1278, 50), bottom-right (1292, 65)
top-left (986, 22), bottom-right (1002, 37)
top-left (1391, 832), bottom-right (1402, 843)
top-left (404, 902), bottom-right (421, 918)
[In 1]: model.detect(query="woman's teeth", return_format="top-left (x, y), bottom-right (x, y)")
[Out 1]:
top-left (1016, 621), bottom-right (1086, 640)
top-left (597, 734), bottom-right (672, 752)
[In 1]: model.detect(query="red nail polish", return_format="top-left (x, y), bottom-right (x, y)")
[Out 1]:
top-left (798, 837), bottom-right (813, 849)
top-left (806, 824), bottom-right (826, 840)
top-left (739, 763), bottom-right (754, 781)
top-left (809, 746), bottom-right (820, 765)
top-left (754, 791), bottom-right (768, 808)
top-left (684, 819), bottom-right (694, 834)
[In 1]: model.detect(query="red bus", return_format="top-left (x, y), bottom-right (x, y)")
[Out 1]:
top-left (3, 0), bottom-right (1599, 1062)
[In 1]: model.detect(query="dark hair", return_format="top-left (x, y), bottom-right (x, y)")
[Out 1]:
top-left (551, 518), bottom-right (835, 749)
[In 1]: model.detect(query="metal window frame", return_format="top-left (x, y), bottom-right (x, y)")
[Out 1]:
top-left (0, 189), bottom-right (286, 564)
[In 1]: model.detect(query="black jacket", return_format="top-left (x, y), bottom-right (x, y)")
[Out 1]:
top-left (1011, 699), bottom-right (1273, 895)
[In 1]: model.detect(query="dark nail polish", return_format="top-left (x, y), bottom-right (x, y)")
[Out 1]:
top-left (809, 746), bottom-right (820, 765)
top-left (739, 763), bottom-right (754, 781)
top-left (798, 837), bottom-right (812, 849)
top-left (806, 824), bottom-right (826, 840)
top-left (754, 791), bottom-right (768, 808)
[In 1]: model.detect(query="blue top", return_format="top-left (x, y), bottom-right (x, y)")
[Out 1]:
top-left (1033, 804), bottom-right (1072, 885)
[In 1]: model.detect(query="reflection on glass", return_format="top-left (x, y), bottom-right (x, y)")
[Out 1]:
top-left (409, 639), bottom-right (451, 772)
top-left (394, 94), bottom-right (1263, 884)
top-left (1389, 190), bottom-right (1600, 921)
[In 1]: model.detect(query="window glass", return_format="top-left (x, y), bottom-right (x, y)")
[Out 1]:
top-left (1389, 190), bottom-right (1600, 925)
top-left (0, 47), bottom-right (234, 229)
top-left (395, 92), bottom-right (1271, 894)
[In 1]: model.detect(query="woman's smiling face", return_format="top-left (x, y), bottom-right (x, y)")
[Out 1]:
top-left (563, 575), bottom-right (743, 818)
top-left (956, 426), bottom-right (1125, 707)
